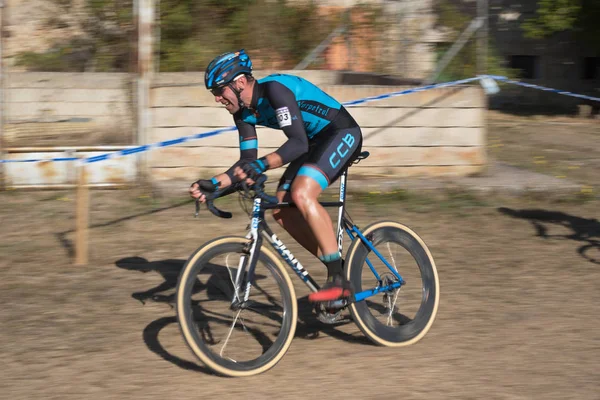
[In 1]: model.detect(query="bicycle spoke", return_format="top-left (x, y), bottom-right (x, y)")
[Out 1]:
top-left (386, 242), bottom-right (398, 273)
top-left (225, 253), bottom-right (243, 303)
top-left (386, 289), bottom-right (401, 326)
top-left (219, 309), bottom-right (244, 359)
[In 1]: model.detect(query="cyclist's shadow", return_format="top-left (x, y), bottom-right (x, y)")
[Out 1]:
top-left (498, 207), bottom-right (600, 264)
top-left (115, 256), bottom-right (184, 305)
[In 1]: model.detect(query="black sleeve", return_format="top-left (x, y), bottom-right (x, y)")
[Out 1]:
top-left (223, 114), bottom-right (258, 183)
top-left (263, 81), bottom-right (309, 165)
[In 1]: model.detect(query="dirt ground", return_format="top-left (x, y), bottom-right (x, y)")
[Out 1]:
top-left (1, 113), bottom-right (599, 399)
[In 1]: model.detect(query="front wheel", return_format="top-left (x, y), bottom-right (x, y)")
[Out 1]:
top-left (345, 221), bottom-right (439, 347)
top-left (176, 236), bottom-right (297, 377)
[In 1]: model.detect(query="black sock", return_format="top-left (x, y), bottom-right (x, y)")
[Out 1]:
top-left (320, 252), bottom-right (343, 279)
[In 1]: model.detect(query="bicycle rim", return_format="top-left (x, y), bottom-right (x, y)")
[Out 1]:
top-left (176, 237), bottom-right (297, 376)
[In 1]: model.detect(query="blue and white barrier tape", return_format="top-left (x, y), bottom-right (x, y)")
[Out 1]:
top-left (485, 75), bottom-right (600, 103)
top-left (0, 126), bottom-right (238, 165)
top-left (342, 76), bottom-right (482, 106)
top-left (81, 126), bottom-right (237, 165)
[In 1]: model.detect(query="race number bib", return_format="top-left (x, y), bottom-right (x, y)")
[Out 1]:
top-left (275, 107), bottom-right (292, 128)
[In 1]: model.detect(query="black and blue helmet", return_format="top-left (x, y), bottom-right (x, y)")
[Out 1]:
top-left (204, 49), bottom-right (253, 90)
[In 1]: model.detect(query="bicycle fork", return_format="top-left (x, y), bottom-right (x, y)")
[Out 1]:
top-left (230, 198), bottom-right (263, 308)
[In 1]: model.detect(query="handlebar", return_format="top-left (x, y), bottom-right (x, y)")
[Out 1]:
top-left (195, 193), bottom-right (232, 219)
top-left (243, 175), bottom-right (280, 205)
top-left (194, 174), bottom-right (279, 219)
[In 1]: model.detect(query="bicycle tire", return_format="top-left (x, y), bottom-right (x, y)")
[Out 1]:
top-left (176, 236), bottom-right (297, 376)
top-left (345, 221), bottom-right (439, 347)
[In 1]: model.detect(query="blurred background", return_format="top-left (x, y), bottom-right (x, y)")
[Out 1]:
top-left (4, 0), bottom-right (598, 80)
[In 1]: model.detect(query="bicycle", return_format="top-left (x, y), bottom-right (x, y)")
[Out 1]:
top-left (175, 151), bottom-right (440, 377)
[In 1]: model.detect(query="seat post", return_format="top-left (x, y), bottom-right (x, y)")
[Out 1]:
top-left (335, 169), bottom-right (348, 254)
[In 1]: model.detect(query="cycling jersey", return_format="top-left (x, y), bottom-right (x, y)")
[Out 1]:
top-left (224, 73), bottom-right (362, 190)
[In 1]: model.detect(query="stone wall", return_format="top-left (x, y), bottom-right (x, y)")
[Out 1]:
top-left (3, 73), bottom-right (134, 146)
top-left (149, 73), bottom-right (486, 182)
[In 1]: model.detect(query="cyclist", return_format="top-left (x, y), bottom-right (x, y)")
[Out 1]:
top-left (189, 49), bottom-right (363, 303)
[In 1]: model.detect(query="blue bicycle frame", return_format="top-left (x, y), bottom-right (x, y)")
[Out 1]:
top-left (239, 169), bottom-right (405, 305)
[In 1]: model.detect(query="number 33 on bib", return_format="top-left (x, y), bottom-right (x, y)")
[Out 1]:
top-left (276, 107), bottom-right (292, 128)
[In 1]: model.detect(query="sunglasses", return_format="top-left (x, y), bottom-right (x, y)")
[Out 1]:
top-left (210, 85), bottom-right (226, 96)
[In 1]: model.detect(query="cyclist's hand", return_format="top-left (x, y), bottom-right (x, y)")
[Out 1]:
top-left (189, 179), bottom-right (218, 202)
top-left (236, 158), bottom-right (268, 185)
top-left (189, 182), bottom-right (207, 202)
top-left (233, 166), bottom-right (252, 185)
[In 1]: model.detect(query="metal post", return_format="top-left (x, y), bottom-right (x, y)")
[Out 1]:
top-left (75, 162), bottom-right (89, 266)
top-left (477, 0), bottom-right (489, 75)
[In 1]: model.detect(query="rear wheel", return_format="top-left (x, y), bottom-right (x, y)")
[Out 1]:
top-left (176, 236), bottom-right (297, 376)
top-left (346, 221), bottom-right (439, 346)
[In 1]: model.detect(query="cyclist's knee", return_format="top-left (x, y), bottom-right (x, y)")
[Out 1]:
top-left (290, 187), bottom-right (318, 212)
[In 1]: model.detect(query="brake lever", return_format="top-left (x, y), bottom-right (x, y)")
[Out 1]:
top-left (193, 191), bottom-right (232, 219)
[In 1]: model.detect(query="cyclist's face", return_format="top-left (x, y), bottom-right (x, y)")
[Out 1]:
top-left (211, 84), bottom-right (239, 114)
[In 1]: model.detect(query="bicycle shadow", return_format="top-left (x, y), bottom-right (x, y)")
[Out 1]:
top-left (498, 207), bottom-right (600, 264)
top-left (117, 256), bottom-right (374, 373)
top-left (143, 316), bottom-right (215, 374)
top-left (294, 296), bottom-right (372, 346)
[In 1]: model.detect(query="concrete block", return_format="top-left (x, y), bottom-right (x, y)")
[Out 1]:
top-left (349, 107), bottom-right (484, 128)
top-left (150, 127), bottom-right (288, 148)
top-left (153, 106), bottom-right (484, 129)
top-left (361, 147), bottom-right (486, 167)
top-left (326, 85), bottom-right (485, 108)
top-left (151, 70), bottom-right (341, 89)
top-left (362, 127), bottom-right (484, 146)
top-left (149, 147), bottom-right (272, 168)
top-left (153, 107), bottom-right (233, 127)
top-left (152, 86), bottom-right (213, 107)
top-left (150, 126), bottom-right (484, 148)
top-left (151, 83), bottom-right (484, 108)
top-left (7, 101), bottom-right (130, 120)
top-left (8, 72), bottom-right (131, 89)
top-left (9, 88), bottom-right (129, 103)
top-left (4, 149), bottom-right (136, 186)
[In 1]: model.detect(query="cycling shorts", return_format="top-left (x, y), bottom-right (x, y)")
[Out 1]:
top-left (277, 125), bottom-right (363, 192)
